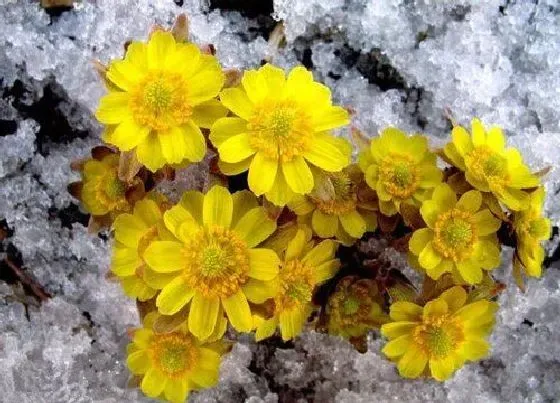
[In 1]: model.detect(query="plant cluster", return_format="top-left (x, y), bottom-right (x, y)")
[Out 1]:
top-left (69, 16), bottom-right (551, 402)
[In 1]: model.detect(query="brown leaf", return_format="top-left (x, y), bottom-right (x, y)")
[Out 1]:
top-left (91, 145), bottom-right (116, 161)
top-left (199, 43), bottom-right (216, 55)
top-left (171, 14), bottom-right (189, 42)
top-left (378, 214), bottom-right (399, 233)
top-left (118, 151), bottom-right (143, 183)
top-left (223, 68), bottom-right (243, 88)
top-left (40, 0), bottom-right (74, 8)
top-left (153, 308), bottom-right (189, 334)
top-left (400, 203), bottom-right (425, 230)
top-left (264, 22), bottom-right (285, 63)
top-left (70, 158), bottom-right (88, 172)
top-left (534, 165), bottom-right (552, 178)
top-left (136, 299), bottom-right (157, 322)
top-left (67, 181), bottom-right (83, 199)
top-left (125, 181), bottom-right (146, 206)
top-left (351, 127), bottom-right (370, 152)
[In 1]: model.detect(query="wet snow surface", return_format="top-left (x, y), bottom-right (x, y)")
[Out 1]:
top-left (1, 0), bottom-right (560, 402)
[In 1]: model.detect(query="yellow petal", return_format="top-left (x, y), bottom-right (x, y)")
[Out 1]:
top-left (426, 259), bottom-right (453, 280)
top-left (471, 118), bottom-right (486, 147)
top-left (382, 335), bottom-right (412, 358)
top-left (242, 69), bottom-right (268, 103)
top-left (311, 209), bottom-right (338, 238)
top-left (389, 302), bottom-right (423, 322)
top-left (431, 184), bottom-right (457, 211)
top-left (397, 345), bottom-right (428, 379)
top-left (285, 229), bottom-right (308, 261)
top-left (156, 276), bottom-right (194, 315)
top-left (110, 119), bottom-right (150, 151)
top-left (218, 133), bottom-right (255, 163)
top-left (497, 187), bottom-right (529, 211)
top-left (302, 239), bottom-right (337, 267)
top-left (408, 228), bottom-right (434, 256)
top-left (474, 239), bottom-right (501, 270)
top-left (95, 92), bottom-right (131, 124)
top-left (134, 199), bottom-right (161, 226)
top-left (461, 339), bottom-right (489, 361)
top-left (219, 87), bottom-right (254, 120)
top-left (210, 117), bottom-right (247, 147)
top-left (456, 259), bottom-right (483, 284)
top-left (111, 246), bottom-right (141, 276)
top-left (203, 185), bottom-right (233, 228)
top-left (159, 126), bottom-right (187, 164)
top-left (124, 42), bottom-right (148, 72)
top-left (221, 290), bottom-right (253, 333)
top-left (143, 241), bottom-right (184, 273)
top-left (443, 142), bottom-right (466, 170)
top-left (282, 156), bottom-right (314, 194)
top-left (313, 259), bottom-right (340, 283)
top-left (165, 42), bottom-right (200, 76)
top-left (218, 158), bottom-right (252, 176)
top-left (473, 209), bottom-right (501, 236)
top-left (141, 368), bottom-right (165, 398)
top-left (259, 63), bottom-right (286, 95)
top-left (127, 350), bottom-right (149, 374)
top-left (191, 348), bottom-right (220, 387)
top-left (136, 133), bottom-right (165, 172)
top-left (423, 299), bottom-right (448, 320)
top-left (339, 210), bottom-right (366, 238)
top-left (190, 99), bottom-right (227, 130)
top-left (248, 249), bottom-right (280, 280)
top-left (234, 207), bottom-right (277, 248)
top-left (456, 190), bottom-right (482, 212)
top-left (188, 55), bottom-right (225, 105)
top-left (265, 168), bottom-right (296, 206)
top-left (242, 278), bottom-right (278, 303)
top-left (248, 153), bottom-right (278, 195)
top-left (311, 106), bottom-right (349, 132)
top-left (255, 317), bottom-right (278, 341)
top-left (143, 268), bottom-right (176, 289)
top-left (303, 133), bottom-right (351, 172)
top-left (419, 242), bottom-right (442, 272)
top-left (147, 31), bottom-right (175, 69)
top-left (164, 379), bottom-right (189, 403)
top-left (381, 321), bottom-right (417, 338)
top-left (438, 286), bottom-right (467, 313)
top-left (419, 164), bottom-right (442, 188)
top-left (113, 214), bottom-right (147, 248)
top-left (188, 293), bottom-right (220, 340)
top-left (163, 205), bottom-right (194, 239)
top-left (279, 308), bottom-right (306, 341)
top-left (429, 356), bottom-right (456, 381)
top-left (486, 126), bottom-right (505, 151)
top-left (451, 126), bottom-right (473, 156)
top-left (181, 121), bottom-right (207, 162)
top-left (288, 195), bottom-right (315, 215)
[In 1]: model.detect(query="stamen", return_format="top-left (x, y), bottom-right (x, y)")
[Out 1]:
top-left (433, 209), bottom-right (477, 261)
top-left (149, 333), bottom-right (198, 379)
top-left (275, 259), bottom-right (314, 311)
top-left (379, 155), bottom-right (419, 199)
top-left (464, 146), bottom-right (508, 185)
top-left (412, 314), bottom-right (464, 359)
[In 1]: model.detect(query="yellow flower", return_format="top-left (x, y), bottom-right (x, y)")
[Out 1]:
top-left (444, 118), bottom-right (539, 211)
top-left (80, 153), bottom-right (131, 217)
top-left (143, 186), bottom-right (279, 339)
top-left (288, 166), bottom-right (377, 245)
top-left (255, 229), bottom-right (340, 341)
top-left (513, 187), bottom-right (551, 277)
top-left (111, 196), bottom-right (175, 301)
top-left (326, 276), bottom-right (388, 339)
top-left (96, 31), bottom-right (226, 172)
top-left (359, 127), bottom-right (442, 216)
top-left (127, 312), bottom-right (226, 403)
top-left (409, 184), bottom-right (502, 284)
top-left (210, 64), bottom-right (351, 206)
top-left (381, 286), bottom-right (497, 381)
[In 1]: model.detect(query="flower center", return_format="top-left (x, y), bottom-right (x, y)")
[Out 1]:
top-left (342, 296), bottom-right (361, 315)
top-left (465, 147), bottom-right (508, 185)
top-left (149, 333), bottom-right (199, 379)
top-left (182, 226), bottom-right (250, 298)
top-left (275, 259), bottom-right (314, 312)
top-left (97, 170), bottom-right (129, 212)
top-left (130, 71), bottom-right (192, 132)
top-left (433, 209), bottom-right (477, 261)
top-left (312, 172), bottom-right (357, 215)
top-left (413, 314), bottom-right (464, 359)
top-left (380, 155), bottom-right (419, 199)
top-left (247, 100), bottom-right (313, 162)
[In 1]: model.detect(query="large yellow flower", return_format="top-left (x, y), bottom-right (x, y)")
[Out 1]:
top-left (210, 64), bottom-right (351, 206)
top-left (513, 187), bottom-right (551, 277)
top-left (444, 118), bottom-right (539, 211)
top-left (111, 196), bottom-right (175, 301)
top-left (255, 229), bottom-right (340, 341)
top-left (96, 31), bottom-right (226, 172)
top-left (381, 286), bottom-right (497, 381)
top-left (127, 312), bottom-right (226, 403)
top-left (288, 166), bottom-right (377, 245)
top-left (409, 184), bottom-right (502, 284)
top-left (143, 186), bottom-right (279, 339)
top-left (359, 128), bottom-right (442, 216)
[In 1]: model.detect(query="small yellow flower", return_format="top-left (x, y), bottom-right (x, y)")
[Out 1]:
top-left (513, 187), bottom-right (551, 277)
top-left (444, 118), bottom-right (539, 211)
top-left (80, 153), bottom-right (131, 217)
top-left (359, 127), bottom-right (442, 216)
top-left (326, 276), bottom-right (388, 340)
top-left (96, 31), bottom-right (226, 172)
top-left (127, 312), bottom-right (226, 403)
top-left (143, 186), bottom-right (280, 339)
top-left (210, 64), bottom-right (351, 206)
top-left (409, 184), bottom-right (502, 284)
top-left (381, 286), bottom-right (497, 381)
top-left (255, 228), bottom-right (340, 341)
top-left (288, 166), bottom-right (377, 244)
top-left (111, 196), bottom-right (174, 301)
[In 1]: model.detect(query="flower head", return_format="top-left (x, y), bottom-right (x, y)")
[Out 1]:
top-left (255, 228), bottom-right (340, 341)
top-left (326, 276), bottom-right (388, 339)
top-left (444, 118), bottom-right (539, 211)
top-left (96, 31), bottom-right (226, 172)
top-left (381, 286), bottom-right (497, 381)
top-left (409, 184), bottom-right (502, 284)
top-left (143, 186), bottom-right (279, 339)
top-left (359, 128), bottom-right (442, 216)
top-left (111, 196), bottom-right (173, 301)
top-left (127, 312), bottom-right (226, 403)
top-left (288, 166), bottom-right (377, 244)
top-left (513, 187), bottom-right (551, 277)
top-left (79, 152), bottom-right (132, 217)
top-left (210, 64), bottom-right (351, 206)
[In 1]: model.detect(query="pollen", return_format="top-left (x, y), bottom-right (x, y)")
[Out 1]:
top-left (465, 147), bottom-right (508, 184)
top-left (433, 209), bottom-right (477, 261)
top-left (380, 155), bottom-right (419, 199)
top-left (413, 315), bottom-right (464, 359)
top-left (95, 170), bottom-right (129, 213)
top-left (247, 100), bottom-right (313, 161)
top-left (130, 71), bottom-right (192, 132)
top-left (182, 226), bottom-right (250, 299)
top-left (275, 259), bottom-right (315, 311)
top-left (149, 333), bottom-right (199, 379)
